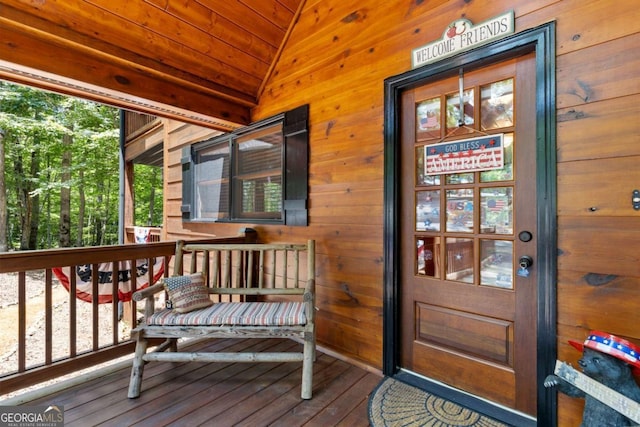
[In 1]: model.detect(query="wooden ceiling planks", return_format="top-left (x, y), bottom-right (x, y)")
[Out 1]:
top-left (20, 0), bottom-right (267, 95)
top-left (207, 1), bottom-right (289, 48)
top-left (238, 1), bottom-right (295, 36)
top-left (149, 1), bottom-right (277, 64)
top-left (0, 0), bottom-right (304, 130)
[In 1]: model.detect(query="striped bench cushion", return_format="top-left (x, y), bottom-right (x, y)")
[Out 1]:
top-left (147, 301), bottom-right (307, 326)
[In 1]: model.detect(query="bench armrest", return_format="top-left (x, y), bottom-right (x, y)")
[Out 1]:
top-left (303, 278), bottom-right (315, 298)
top-left (303, 278), bottom-right (316, 322)
top-left (132, 282), bottom-right (165, 302)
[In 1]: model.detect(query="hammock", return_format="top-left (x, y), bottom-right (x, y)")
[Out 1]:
top-left (53, 257), bottom-right (165, 304)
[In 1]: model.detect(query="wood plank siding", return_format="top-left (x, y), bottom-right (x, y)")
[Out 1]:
top-left (161, 2), bottom-right (639, 425)
top-left (1, 0), bottom-right (639, 425)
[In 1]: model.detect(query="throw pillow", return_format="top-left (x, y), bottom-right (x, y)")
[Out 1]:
top-left (163, 273), bottom-right (213, 313)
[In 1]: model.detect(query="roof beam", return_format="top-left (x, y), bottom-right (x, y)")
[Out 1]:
top-left (0, 13), bottom-right (252, 130)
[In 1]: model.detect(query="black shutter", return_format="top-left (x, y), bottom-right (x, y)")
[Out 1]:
top-left (283, 104), bottom-right (309, 226)
top-left (181, 146), bottom-right (193, 220)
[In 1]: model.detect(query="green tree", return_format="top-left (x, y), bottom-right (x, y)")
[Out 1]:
top-left (134, 164), bottom-right (163, 226)
top-left (0, 81), bottom-right (120, 250)
top-left (0, 83), bottom-right (67, 249)
top-left (0, 129), bottom-right (6, 252)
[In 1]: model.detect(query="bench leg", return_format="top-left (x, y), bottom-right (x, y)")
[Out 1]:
top-left (301, 334), bottom-right (315, 399)
top-left (128, 333), bottom-right (148, 399)
top-left (155, 338), bottom-right (178, 353)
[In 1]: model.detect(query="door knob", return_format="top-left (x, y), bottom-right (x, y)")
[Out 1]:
top-left (518, 255), bottom-right (533, 269)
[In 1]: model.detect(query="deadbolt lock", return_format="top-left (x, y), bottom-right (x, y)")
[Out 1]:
top-left (519, 255), bottom-right (533, 269)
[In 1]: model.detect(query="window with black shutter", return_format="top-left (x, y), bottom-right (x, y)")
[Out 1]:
top-left (181, 104), bottom-right (308, 225)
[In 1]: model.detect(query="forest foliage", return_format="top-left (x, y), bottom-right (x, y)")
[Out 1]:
top-left (0, 81), bottom-right (162, 251)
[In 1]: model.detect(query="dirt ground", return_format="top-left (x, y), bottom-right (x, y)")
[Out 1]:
top-left (0, 271), bottom-right (133, 399)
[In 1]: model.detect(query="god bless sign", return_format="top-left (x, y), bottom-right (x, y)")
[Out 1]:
top-left (425, 134), bottom-right (504, 175)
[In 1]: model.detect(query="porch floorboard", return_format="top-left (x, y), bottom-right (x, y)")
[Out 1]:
top-left (21, 338), bottom-right (380, 427)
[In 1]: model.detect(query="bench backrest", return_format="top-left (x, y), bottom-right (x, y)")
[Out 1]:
top-left (173, 240), bottom-right (315, 302)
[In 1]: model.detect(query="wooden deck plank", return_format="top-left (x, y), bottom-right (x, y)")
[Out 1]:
top-left (198, 354), bottom-right (335, 426)
top-left (161, 357), bottom-right (303, 425)
top-left (84, 340), bottom-right (297, 426)
top-left (303, 373), bottom-right (382, 426)
top-left (335, 399), bottom-right (373, 427)
top-left (234, 357), bottom-right (353, 426)
top-left (61, 339), bottom-right (268, 424)
top-left (129, 341), bottom-right (301, 426)
top-left (30, 338), bottom-right (241, 410)
top-left (268, 364), bottom-right (377, 427)
top-left (9, 338), bottom-right (380, 427)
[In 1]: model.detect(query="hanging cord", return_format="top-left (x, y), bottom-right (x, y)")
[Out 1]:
top-left (433, 67), bottom-right (491, 145)
top-left (458, 68), bottom-right (465, 127)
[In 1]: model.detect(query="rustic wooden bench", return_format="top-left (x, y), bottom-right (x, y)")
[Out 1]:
top-left (127, 239), bottom-right (316, 399)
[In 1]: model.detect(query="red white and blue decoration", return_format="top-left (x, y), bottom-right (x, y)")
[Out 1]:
top-left (134, 226), bottom-right (152, 243)
top-left (53, 258), bottom-right (164, 304)
top-left (570, 330), bottom-right (640, 375)
top-left (425, 134), bottom-right (504, 176)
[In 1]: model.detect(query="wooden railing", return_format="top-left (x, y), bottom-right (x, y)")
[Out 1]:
top-left (123, 111), bottom-right (158, 142)
top-left (0, 230), bottom-right (256, 395)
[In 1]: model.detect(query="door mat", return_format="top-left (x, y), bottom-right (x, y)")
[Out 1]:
top-left (368, 377), bottom-right (511, 426)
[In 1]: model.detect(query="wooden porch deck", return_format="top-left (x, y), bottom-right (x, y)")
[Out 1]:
top-left (15, 338), bottom-right (381, 426)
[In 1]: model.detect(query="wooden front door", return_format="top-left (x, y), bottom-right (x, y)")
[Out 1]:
top-left (399, 53), bottom-right (538, 416)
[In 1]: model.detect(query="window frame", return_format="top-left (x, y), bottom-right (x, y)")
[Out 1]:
top-left (181, 104), bottom-right (309, 226)
top-left (233, 121), bottom-right (284, 221)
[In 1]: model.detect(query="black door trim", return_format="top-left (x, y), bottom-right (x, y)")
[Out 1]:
top-left (382, 22), bottom-right (557, 426)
